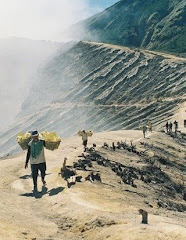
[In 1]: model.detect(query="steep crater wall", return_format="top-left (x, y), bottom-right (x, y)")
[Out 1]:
top-left (0, 41), bottom-right (185, 156)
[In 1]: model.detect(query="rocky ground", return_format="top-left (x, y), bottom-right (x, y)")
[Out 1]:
top-left (0, 129), bottom-right (186, 240)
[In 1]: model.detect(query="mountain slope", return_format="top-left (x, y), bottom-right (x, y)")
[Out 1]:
top-left (67, 0), bottom-right (186, 55)
top-left (0, 41), bottom-right (185, 156)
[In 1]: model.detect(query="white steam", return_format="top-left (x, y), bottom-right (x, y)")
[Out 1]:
top-left (0, 0), bottom-right (92, 41)
top-left (0, 38), bottom-right (62, 132)
top-left (0, 0), bottom-right (115, 132)
top-left (0, 0), bottom-right (94, 132)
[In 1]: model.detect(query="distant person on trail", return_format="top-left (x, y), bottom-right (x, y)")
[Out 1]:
top-left (165, 121), bottom-right (169, 133)
top-left (25, 130), bottom-right (46, 192)
top-left (173, 120), bottom-right (178, 133)
top-left (169, 122), bottom-right (173, 132)
top-left (142, 125), bottom-right (147, 138)
top-left (82, 130), bottom-right (88, 152)
top-left (147, 121), bottom-right (152, 132)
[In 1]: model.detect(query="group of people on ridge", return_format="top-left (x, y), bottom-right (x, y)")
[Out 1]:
top-left (165, 120), bottom-right (178, 133)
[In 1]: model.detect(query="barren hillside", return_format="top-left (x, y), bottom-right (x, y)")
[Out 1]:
top-left (0, 130), bottom-right (186, 240)
top-left (0, 41), bottom-right (185, 157)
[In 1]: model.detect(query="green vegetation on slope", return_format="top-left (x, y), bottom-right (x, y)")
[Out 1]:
top-left (72, 0), bottom-right (186, 55)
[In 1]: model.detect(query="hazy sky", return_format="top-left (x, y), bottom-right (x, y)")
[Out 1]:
top-left (0, 0), bottom-right (118, 41)
top-left (0, 0), bottom-right (119, 132)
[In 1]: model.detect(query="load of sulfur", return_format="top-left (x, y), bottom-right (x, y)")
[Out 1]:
top-left (41, 131), bottom-right (61, 151)
top-left (16, 131), bottom-right (61, 151)
top-left (78, 130), bottom-right (93, 137)
top-left (16, 132), bottom-right (31, 150)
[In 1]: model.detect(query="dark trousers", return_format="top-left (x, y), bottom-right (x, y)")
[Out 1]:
top-left (83, 140), bottom-right (88, 147)
top-left (31, 162), bottom-right (46, 187)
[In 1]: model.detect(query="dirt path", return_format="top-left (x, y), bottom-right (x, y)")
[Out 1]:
top-left (83, 41), bottom-right (186, 61)
top-left (0, 130), bottom-right (186, 240)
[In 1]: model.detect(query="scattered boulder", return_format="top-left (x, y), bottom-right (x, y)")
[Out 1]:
top-left (139, 209), bottom-right (148, 224)
top-left (85, 172), bottom-right (101, 183)
top-left (60, 167), bottom-right (76, 180)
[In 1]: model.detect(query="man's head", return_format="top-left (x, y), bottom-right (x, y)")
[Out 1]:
top-left (31, 130), bottom-right (39, 141)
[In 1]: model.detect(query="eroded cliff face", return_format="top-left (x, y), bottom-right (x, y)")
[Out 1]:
top-left (0, 41), bottom-right (186, 156)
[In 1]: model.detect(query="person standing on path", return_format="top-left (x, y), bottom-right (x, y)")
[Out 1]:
top-left (173, 120), bottom-right (178, 133)
top-left (165, 121), bottom-right (169, 133)
top-left (147, 120), bottom-right (152, 132)
top-left (169, 122), bottom-right (173, 132)
top-left (142, 125), bottom-right (147, 138)
top-left (25, 130), bottom-right (46, 192)
top-left (82, 130), bottom-right (88, 152)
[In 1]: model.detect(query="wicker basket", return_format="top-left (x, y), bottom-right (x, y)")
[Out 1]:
top-left (45, 140), bottom-right (61, 151)
top-left (78, 130), bottom-right (82, 136)
top-left (78, 130), bottom-right (93, 137)
top-left (86, 130), bottom-right (93, 137)
top-left (17, 138), bottom-right (31, 150)
top-left (16, 132), bottom-right (31, 150)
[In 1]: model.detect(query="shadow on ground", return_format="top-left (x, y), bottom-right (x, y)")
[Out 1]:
top-left (20, 186), bottom-right (65, 199)
top-left (19, 172), bottom-right (52, 180)
top-left (19, 175), bottom-right (32, 179)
